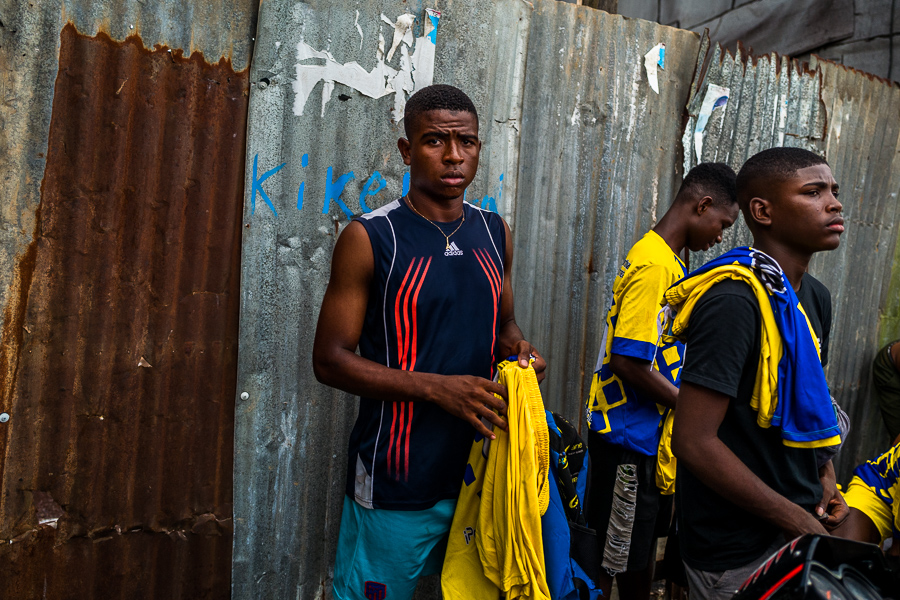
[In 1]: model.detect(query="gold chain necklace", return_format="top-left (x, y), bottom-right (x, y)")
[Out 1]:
top-left (405, 196), bottom-right (465, 250)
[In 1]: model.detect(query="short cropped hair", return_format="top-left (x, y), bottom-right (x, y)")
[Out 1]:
top-left (678, 162), bottom-right (737, 206)
top-left (736, 147), bottom-right (828, 207)
top-left (404, 84), bottom-right (478, 138)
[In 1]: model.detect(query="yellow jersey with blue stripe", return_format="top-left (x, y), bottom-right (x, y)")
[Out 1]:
top-left (844, 442), bottom-right (900, 543)
top-left (586, 230), bottom-right (686, 456)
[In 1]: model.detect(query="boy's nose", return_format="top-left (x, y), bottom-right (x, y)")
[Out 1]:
top-left (444, 142), bottom-right (463, 163)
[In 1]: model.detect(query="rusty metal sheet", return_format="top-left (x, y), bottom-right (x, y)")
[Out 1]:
top-left (685, 40), bottom-right (900, 480)
top-left (0, 0), bottom-right (256, 330)
top-left (0, 19), bottom-right (251, 598)
top-left (6, 525), bottom-right (231, 599)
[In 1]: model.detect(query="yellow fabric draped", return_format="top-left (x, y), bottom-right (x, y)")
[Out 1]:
top-left (663, 265), bottom-right (840, 449)
top-left (441, 361), bottom-right (551, 600)
top-left (655, 411), bottom-right (676, 495)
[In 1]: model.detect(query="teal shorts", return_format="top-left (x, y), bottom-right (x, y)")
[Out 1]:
top-left (333, 495), bottom-right (456, 600)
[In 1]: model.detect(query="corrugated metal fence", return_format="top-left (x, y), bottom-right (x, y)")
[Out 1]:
top-left (2, 0), bottom-right (899, 597)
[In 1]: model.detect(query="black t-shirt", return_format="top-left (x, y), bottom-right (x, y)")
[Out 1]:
top-left (676, 273), bottom-right (832, 572)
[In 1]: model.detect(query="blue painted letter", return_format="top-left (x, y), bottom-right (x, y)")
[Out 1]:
top-left (252, 154), bottom-right (286, 216)
top-left (358, 171), bottom-right (387, 213)
top-left (402, 172), bottom-right (410, 197)
top-left (323, 167), bottom-right (356, 219)
top-left (296, 153), bottom-right (309, 210)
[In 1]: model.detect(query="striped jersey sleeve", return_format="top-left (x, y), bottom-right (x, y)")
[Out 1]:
top-left (844, 442), bottom-right (900, 543)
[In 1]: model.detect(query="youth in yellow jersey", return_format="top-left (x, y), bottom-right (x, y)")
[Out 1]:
top-left (584, 163), bottom-right (738, 597)
top-left (586, 230), bottom-right (686, 455)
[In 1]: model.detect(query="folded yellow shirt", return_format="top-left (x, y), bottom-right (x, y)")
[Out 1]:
top-left (442, 360), bottom-right (551, 600)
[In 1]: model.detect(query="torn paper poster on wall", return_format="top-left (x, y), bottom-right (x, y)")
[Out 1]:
top-left (692, 84), bottom-right (729, 159)
top-left (292, 8), bottom-right (440, 121)
top-left (644, 43), bottom-right (665, 94)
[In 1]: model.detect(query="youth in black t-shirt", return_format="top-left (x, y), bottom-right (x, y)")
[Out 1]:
top-left (676, 274), bottom-right (832, 571)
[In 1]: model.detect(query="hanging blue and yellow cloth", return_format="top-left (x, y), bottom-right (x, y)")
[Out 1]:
top-left (662, 247), bottom-right (840, 449)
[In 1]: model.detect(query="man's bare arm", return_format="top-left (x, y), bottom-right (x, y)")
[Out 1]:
top-left (496, 220), bottom-right (547, 378)
top-left (672, 381), bottom-right (828, 538)
top-left (312, 221), bottom-right (509, 438)
top-left (608, 354), bottom-right (679, 409)
top-left (831, 508), bottom-right (881, 544)
top-left (816, 460), bottom-right (849, 529)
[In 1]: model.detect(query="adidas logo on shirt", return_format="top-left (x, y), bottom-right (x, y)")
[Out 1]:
top-left (445, 241), bottom-right (464, 256)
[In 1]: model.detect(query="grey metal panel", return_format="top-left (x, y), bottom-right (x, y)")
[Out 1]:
top-left (660, 0), bottom-right (732, 29)
top-left (511, 3), bottom-right (702, 425)
top-left (850, 0), bottom-right (896, 40)
top-left (60, 0), bottom-right (256, 69)
top-left (0, 0), bottom-right (59, 325)
top-left (809, 56), bottom-right (900, 477)
top-left (582, 0), bottom-right (620, 12)
top-left (234, 1), bottom-right (532, 598)
top-left (615, 0), bottom-right (659, 22)
top-left (811, 37), bottom-right (894, 81)
top-left (692, 0), bottom-right (855, 57)
top-left (893, 35), bottom-right (900, 82)
top-left (684, 41), bottom-right (900, 480)
top-left (684, 42), bottom-right (826, 255)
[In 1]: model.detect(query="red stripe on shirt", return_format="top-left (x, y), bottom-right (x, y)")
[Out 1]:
top-left (404, 401), bottom-right (414, 482)
top-left (474, 249), bottom-right (501, 363)
top-left (400, 258), bottom-right (424, 370)
top-left (394, 401), bottom-right (407, 481)
top-left (409, 257), bottom-right (432, 372)
top-left (394, 258), bottom-right (417, 367)
top-left (387, 401), bottom-right (398, 477)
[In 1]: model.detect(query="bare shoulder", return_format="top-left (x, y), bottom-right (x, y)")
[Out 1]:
top-left (329, 220), bottom-right (374, 286)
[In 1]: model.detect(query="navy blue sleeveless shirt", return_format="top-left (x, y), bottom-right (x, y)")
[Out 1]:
top-left (348, 198), bottom-right (506, 510)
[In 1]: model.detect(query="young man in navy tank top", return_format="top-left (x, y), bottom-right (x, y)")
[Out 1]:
top-left (313, 85), bottom-right (545, 600)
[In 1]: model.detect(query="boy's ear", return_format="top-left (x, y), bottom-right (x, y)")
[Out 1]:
top-left (748, 197), bottom-right (772, 228)
top-left (696, 196), bottom-right (713, 215)
top-left (398, 137), bottom-right (412, 166)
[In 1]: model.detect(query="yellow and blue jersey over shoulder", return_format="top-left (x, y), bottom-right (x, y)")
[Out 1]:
top-left (844, 442), bottom-right (900, 544)
top-left (586, 231), bottom-right (686, 456)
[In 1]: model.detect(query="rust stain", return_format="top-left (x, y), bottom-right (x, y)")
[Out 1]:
top-left (5, 524), bottom-right (231, 598)
top-left (0, 23), bottom-right (248, 597)
top-left (0, 209), bottom-right (39, 502)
